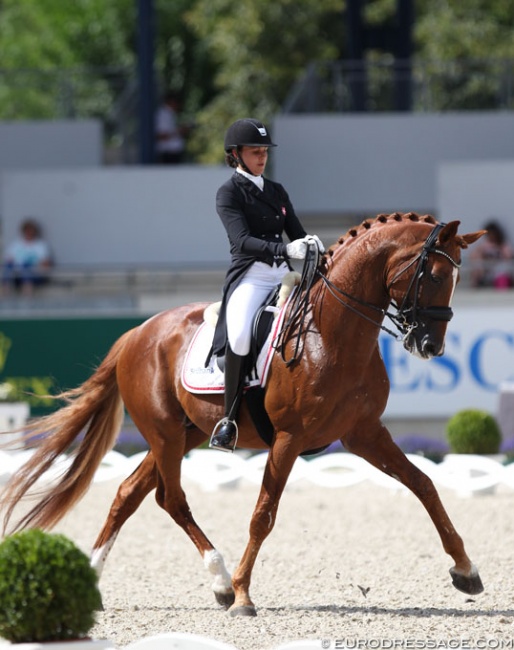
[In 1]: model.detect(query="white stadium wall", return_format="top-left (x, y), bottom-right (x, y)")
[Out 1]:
top-left (0, 166), bottom-right (231, 267)
top-left (0, 120), bottom-right (103, 169)
top-left (273, 112), bottom-right (514, 217)
top-left (438, 159), bottom-right (514, 244)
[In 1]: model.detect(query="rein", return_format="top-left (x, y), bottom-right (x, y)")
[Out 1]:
top-left (276, 223), bottom-right (461, 365)
top-left (276, 239), bottom-right (321, 366)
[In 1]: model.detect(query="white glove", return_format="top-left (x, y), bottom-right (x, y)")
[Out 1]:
top-left (286, 238), bottom-right (308, 260)
top-left (306, 234), bottom-right (325, 254)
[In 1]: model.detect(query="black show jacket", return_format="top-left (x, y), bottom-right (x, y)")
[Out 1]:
top-left (210, 172), bottom-right (307, 357)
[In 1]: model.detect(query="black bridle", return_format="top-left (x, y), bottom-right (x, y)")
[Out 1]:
top-left (385, 222), bottom-right (460, 334)
top-left (277, 224), bottom-right (461, 366)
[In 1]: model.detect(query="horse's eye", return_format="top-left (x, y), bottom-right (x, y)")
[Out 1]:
top-left (430, 273), bottom-right (443, 285)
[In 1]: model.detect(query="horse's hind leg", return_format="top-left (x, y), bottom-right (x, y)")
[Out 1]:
top-left (148, 423), bottom-right (235, 609)
top-left (91, 430), bottom-right (234, 606)
top-left (343, 423), bottom-right (484, 596)
top-left (91, 450), bottom-right (157, 577)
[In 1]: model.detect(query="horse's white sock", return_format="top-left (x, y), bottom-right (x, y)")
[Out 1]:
top-left (203, 549), bottom-right (233, 594)
top-left (90, 534), bottom-right (119, 578)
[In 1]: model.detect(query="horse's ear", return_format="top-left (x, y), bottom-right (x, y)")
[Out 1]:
top-left (438, 220), bottom-right (460, 243)
top-left (438, 220), bottom-right (487, 249)
top-left (460, 230), bottom-right (487, 247)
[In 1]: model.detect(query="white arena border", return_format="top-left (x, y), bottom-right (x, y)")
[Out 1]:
top-left (1, 448), bottom-right (514, 497)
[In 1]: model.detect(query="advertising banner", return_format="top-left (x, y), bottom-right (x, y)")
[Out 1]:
top-left (382, 306), bottom-right (514, 417)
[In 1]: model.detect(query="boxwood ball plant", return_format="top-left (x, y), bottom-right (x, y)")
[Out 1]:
top-left (0, 529), bottom-right (102, 643)
top-left (446, 408), bottom-right (502, 455)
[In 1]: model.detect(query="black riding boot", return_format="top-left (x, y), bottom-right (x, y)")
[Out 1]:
top-left (209, 348), bottom-right (246, 453)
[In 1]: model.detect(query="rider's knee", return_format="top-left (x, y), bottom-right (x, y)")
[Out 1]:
top-left (228, 334), bottom-right (250, 357)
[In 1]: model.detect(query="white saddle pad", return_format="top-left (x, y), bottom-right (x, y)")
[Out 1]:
top-left (181, 299), bottom-right (290, 394)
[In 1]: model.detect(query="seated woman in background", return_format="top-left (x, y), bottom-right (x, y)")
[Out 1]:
top-left (470, 219), bottom-right (514, 289)
top-left (2, 218), bottom-right (53, 296)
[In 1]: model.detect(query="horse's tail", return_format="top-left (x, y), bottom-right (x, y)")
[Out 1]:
top-left (1, 329), bottom-right (135, 535)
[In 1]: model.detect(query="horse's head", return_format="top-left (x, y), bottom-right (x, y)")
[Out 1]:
top-left (386, 219), bottom-right (485, 360)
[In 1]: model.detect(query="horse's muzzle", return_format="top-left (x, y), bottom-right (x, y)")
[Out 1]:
top-left (420, 334), bottom-right (445, 359)
top-left (403, 331), bottom-right (445, 359)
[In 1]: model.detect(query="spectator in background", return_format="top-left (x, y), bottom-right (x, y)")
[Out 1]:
top-left (2, 218), bottom-right (52, 296)
top-left (470, 219), bottom-right (513, 289)
top-left (155, 91), bottom-right (187, 164)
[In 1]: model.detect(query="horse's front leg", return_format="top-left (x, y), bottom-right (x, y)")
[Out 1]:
top-left (229, 434), bottom-right (300, 617)
top-left (344, 423), bottom-right (484, 596)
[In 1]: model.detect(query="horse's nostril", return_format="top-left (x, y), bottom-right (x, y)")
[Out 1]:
top-left (422, 336), bottom-right (443, 357)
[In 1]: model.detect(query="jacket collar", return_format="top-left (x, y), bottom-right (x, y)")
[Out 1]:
top-left (235, 167), bottom-right (264, 190)
top-left (231, 172), bottom-right (283, 214)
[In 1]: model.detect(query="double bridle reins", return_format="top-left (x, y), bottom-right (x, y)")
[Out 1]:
top-left (277, 224), bottom-right (461, 366)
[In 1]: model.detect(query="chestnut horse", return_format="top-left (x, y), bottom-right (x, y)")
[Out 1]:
top-left (0, 213), bottom-right (485, 617)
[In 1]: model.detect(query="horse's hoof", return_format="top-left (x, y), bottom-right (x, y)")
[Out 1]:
top-left (449, 567), bottom-right (484, 595)
top-left (215, 590), bottom-right (235, 609)
top-left (229, 605), bottom-right (257, 617)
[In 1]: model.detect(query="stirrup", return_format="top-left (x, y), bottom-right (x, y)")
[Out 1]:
top-left (209, 417), bottom-right (238, 453)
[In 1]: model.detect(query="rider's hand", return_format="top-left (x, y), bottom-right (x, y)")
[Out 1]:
top-left (286, 238), bottom-right (308, 260)
top-left (306, 234), bottom-right (325, 254)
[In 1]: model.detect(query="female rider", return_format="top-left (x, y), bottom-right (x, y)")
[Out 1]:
top-left (209, 118), bottom-right (324, 452)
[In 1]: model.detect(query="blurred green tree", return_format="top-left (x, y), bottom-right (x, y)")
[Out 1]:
top-left (1, 0), bottom-right (513, 161)
top-left (185, 0), bottom-right (344, 162)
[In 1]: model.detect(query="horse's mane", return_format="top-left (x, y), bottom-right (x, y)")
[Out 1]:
top-left (319, 211), bottom-right (437, 274)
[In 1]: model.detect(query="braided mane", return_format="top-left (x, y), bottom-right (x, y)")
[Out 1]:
top-left (319, 211), bottom-right (437, 274)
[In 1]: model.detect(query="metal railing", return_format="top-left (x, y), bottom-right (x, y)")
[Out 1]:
top-left (283, 58), bottom-right (514, 113)
top-left (0, 66), bottom-right (138, 163)
top-left (0, 257), bottom-right (511, 301)
top-left (2, 58), bottom-right (514, 164)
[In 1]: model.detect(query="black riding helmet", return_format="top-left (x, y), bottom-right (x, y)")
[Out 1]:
top-left (224, 118), bottom-right (277, 174)
top-left (224, 118), bottom-right (277, 151)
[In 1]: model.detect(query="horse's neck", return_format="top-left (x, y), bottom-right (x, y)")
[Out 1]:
top-left (314, 241), bottom-right (391, 349)
top-left (328, 242), bottom-right (390, 307)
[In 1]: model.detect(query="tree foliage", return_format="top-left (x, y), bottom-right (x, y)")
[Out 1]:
top-left (154, 0), bottom-right (217, 120)
top-left (414, 0), bottom-right (514, 110)
top-left (0, 0), bottom-right (135, 119)
top-left (184, 0), bottom-right (344, 161)
top-left (415, 0), bottom-right (514, 60)
top-left (0, 0), bottom-right (512, 160)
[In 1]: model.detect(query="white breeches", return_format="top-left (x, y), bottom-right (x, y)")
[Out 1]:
top-left (226, 261), bottom-right (289, 356)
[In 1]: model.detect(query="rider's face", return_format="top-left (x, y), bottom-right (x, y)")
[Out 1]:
top-left (237, 146), bottom-right (269, 176)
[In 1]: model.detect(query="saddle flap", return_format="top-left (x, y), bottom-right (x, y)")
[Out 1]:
top-left (181, 290), bottom-right (294, 395)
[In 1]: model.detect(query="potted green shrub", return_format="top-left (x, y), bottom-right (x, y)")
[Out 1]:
top-left (446, 408), bottom-right (502, 455)
top-left (445, 408), bottom-right (503, 497)
top-left (0, 529), bottom-right (113, 649)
